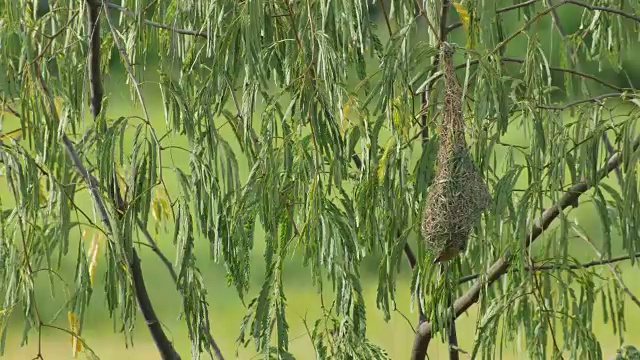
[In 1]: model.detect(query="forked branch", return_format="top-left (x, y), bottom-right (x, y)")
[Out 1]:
top-left (31, 56), bottom-right (181, 358)
top-left (61, 135), bottom-right (182, 360)
top-left (410, 114), bottom-right (640, 360)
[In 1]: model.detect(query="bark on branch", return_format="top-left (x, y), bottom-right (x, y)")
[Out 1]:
top-left (457, 251), bottom-right (640, 284)
top-left (86, 0), bottom-right (102, 118)
top-left (30, 8), bottom-right (182, 358)
top-left (61, 135), bottom-right (181, 360)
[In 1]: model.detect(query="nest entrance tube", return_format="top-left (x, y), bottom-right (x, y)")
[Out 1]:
top-left (420, 43), bottom-right (491, 264)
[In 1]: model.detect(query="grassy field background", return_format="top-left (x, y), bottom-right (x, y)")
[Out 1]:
top-left (3, 8), bottom-right (640, 359)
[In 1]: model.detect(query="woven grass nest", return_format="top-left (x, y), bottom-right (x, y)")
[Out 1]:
top-left (421, 43), bottom-right (491, 264)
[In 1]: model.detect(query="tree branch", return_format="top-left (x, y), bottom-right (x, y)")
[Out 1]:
top-left (460, 0), bottom-right (640, 65)
top-left (61, 6), bottom-right (182, 357)
top-left (457, 251), bottom-right (640, 284)
top-left (377, 0), bottom-right (393, 35)
top-left (499, 57), bottom-right (625, 92)
top-left (136, 220), bottom-right (178, 282)
top-left (420, 57), bottom-right (626, 95)
top-left (97, 8), bottom-right (225, 356)
top-left (564, 0), bottom-right (640, 23)
top-left (442, 265), bottom-right (459, 360)
top-left (135, 219), bottom-right (226, 360)
top-left (492, 1), bottom-right (565, 55)
top-left (410, 121), bottom-right (640, 360)
top-left (497, 0), bottom-right (540, 14)
top-left (492, 0), bottom-right (640, 55)
top-left (86, 0), bottom-right (103, 118)
top-left (30, 12), bottom-right (182, 359)
top-left (447, 0), bottom-right (542, 35)
top-left (602, 133), bottom-right (624, 185)
top-left (577, 235), bottom-right (640, 310)
top-left (101, 1), bottom-right (165, 180)
top-left (105, 2), bottom-right (207, 38)
top-left (538, 93), bottom-right (623, 110)
top-left (447, 314), bottom-right (459, 360)
top-left (61, 135), bottom-right (181, 360)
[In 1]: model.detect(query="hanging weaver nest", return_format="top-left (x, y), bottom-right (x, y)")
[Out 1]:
top-left (420, 43), bottom-right (491, 264)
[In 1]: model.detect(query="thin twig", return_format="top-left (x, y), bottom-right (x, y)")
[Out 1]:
top-left (377, 0), bottom-right (393, 35)
top-left (412, 0), bottom-right (440, 40)
top-left (492, 1), bottom-right (565, 55)
top-left (420, 57), bottom-right (626, 93)
top-left (350, 155), bottom-right (420, 284)
top-left (447, 0), bottom-right (540, 32)
top-left (564, 0), bottom-right (640, 23)
top-left (529, 265), bottom-right (564, 358)
top-left (577, 233), bottom-right (640, 309)
top-left (136, 219), bottom-right (177, 282)
top-left (493, 0), bottom-right (640, 55)
top-left (501, 57), bottom-right (625, 92)
top-left (135, 220), bottom-right (227, 359)
top-left (447, 22), bottom-right (461, 33)
top-left (497, 0), bottom-right (540, 14)
top-left (105, 2), bottom-right (207, 38)
top-left (433, 5), bottom-right (460, 358)
top-left (457, 252), bottom-right (640, 284)
top-left (223, 75), bottom-right (261, 155)
top-left (602, 133), bottom-right (624, 185)
top-left (31, 11), bottom-right (80, 65)
top-left (82, 8), bottom-right (174, 350)
top-left (40, 324), bottom-right (99, 358)
top-left (442, 266), bottom-right (459, 360)
top-left (350, 152), bottom-right (421, 320)
top-left (0, 99), bottom-right (20, 118)
top-left (102, 8), bottom-right (225, 351)
top-left (446, 302), bottom-right (459, 360)
top-left (539, 93), bottom-right (623, 110)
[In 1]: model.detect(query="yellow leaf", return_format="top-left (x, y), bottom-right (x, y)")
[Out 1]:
top-left (88, 233), bottom-right (101, 286)
top-left (340, 96), bottom-right (358, 136)
top-left (391, 95), bottom-right (412, 141)
top-left (452, 2), bottom-right (477, 48)
top-left (53, 96), bottom-right (64, 117)
top-left (342, 99), bottom-right (352, 120)
top-left (452, 2), bottom-right (470, 33)
top-left (377, 137), bottom-right (397, 182)
top-left (38, 178), bottom-right (48, 203)
top-left (151, 188), bottom-right (171, 223)
top-left (67, 312), bottom-right (82, 357)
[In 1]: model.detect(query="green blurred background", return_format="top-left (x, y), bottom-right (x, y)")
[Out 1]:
top-left (2, 4), bottom-right (640, 359)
